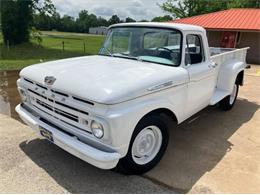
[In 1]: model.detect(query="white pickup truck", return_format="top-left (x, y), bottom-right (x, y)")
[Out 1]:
top-left (16, 22), bottom-right (249, 174)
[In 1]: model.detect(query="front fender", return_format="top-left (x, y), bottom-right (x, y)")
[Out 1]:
top-left (103, 85), bottom-right (186, 157)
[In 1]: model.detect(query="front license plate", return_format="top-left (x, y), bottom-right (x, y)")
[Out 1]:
top-left (39, 127), bottom-right (54, 142)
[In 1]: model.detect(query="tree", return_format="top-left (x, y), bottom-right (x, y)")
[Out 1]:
top-left (1, 0), bottom-right (17, 44)
top-left (227, 0), bottom-right (260, 8)
top-left (1, 0), bottom-right (32, 45)
top-left (51, 12), bottom-right (62, 30)
top-left (139, 20), bottom-right (149, 22)
top-left (151, 15), bottom-right (173, 22)
top-left (159, 0), bottom-right (223, 18)
top-left (160, 0), bottom-right (196, 18)
top-left (88, 14), bottom-right (98, 29)
top-left (159, 0), bottom-right (260, 19)
top-left (0, 0), bottom-right (55, 45)
top-left (60, 15), bottom-right (76, 32)
top-left (33, 10), bottom-right (61, 31)
top-left (33, 9), bottom-right (109, 33)
top-left (76, 10), bottom-right (90, 33)
top-left (125, 17), bottom-right (136, 23)
top-left (75, 10), bottom-right (100, 33)
top-left (108, 15), bottom-right (121, 25)
top-left (97, 16), bottom-right (108, 27)
top-left (32, 0), bottom-right (55, 15)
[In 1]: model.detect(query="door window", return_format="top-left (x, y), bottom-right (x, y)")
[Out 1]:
top-left (185, 34), bottom-right (204, 65)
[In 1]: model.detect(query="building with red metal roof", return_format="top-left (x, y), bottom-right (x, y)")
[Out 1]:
top-left (171, 9), bottom-right (260, 64)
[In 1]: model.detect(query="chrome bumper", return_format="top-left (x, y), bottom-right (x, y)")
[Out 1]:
top-left (15, 104), bottom-right (121, 169)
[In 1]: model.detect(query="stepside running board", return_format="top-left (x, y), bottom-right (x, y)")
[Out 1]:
top-left (210, 89), bottom-right (230, 105)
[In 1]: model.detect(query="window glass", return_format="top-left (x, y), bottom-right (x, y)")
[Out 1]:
top-left (168, 33), bottom-right (181, 46)
top-left (100, 27), bottom-right (182, 66)
top-left (144, 32), bottom-right (181, 50)
top-left (144, 32), bottom-right (167, 49)
top-left (185, 34), bottom-right (204, 65)
top-left (110, 31), bottom-right (131, 53)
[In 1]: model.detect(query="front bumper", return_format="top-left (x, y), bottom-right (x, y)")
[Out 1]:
top-left (15, 104), bottom-right (121, 169)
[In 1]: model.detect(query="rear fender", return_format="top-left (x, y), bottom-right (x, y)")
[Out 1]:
top-left (217, 60), bottom-right (246, 93)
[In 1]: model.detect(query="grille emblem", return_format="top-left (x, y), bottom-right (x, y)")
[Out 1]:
top-left (44, 76), bottom-right (56, 85)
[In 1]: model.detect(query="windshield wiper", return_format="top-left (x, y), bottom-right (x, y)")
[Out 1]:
top-left (99, 50), bottom-right (143, 62)
top-left (117, 53), bottom-right (142, 61)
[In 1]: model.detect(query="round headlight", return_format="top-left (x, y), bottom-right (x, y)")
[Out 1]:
top-left (90, 120), bottom-right (104, 139)
top-left (19, 89), bottom-right (27, 102)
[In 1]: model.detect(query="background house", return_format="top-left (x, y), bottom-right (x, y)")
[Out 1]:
top-left (171, 9), bottom-right (260, 64)
top-left (89, 26), bottom-right (108, 35)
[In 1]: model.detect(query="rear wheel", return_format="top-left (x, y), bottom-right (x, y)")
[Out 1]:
top-left (116, 115), bottom-right (169, 175)
top-left (219, 83), bottom-right (239, 111)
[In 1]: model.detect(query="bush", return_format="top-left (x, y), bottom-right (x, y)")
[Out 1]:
top-left (30, 27), bottom-right (43, 46)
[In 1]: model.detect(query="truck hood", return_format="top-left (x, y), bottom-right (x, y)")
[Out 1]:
top-left (20, 55), bottom-right (188, 104)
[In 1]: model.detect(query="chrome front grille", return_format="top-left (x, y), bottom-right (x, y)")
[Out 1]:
top-left (23, 78), bottom-right (94, 133)
top-left (35, 98), bottom-right (79, 122)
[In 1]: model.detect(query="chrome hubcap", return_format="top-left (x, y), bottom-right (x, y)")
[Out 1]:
top-left (230, 84), bottom-right (237, 104)
top-left (132, 126), bottom-right (162, 165)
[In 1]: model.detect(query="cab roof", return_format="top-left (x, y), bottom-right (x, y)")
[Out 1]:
top-left (110, 22), bottom-right (205, 32)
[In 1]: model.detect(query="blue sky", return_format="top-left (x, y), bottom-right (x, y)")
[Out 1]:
top-left (52, 0), bottom-right (168, 20)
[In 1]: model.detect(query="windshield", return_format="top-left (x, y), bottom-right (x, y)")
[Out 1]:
top-left (99, 27), bottom-right (182, 66)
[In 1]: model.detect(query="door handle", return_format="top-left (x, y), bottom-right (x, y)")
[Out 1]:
top-left (209, 62), bottom-right (218, 68)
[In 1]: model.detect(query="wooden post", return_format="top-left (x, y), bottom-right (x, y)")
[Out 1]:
top-left (62, 41), bottom-right (64, 52)
top-left (0, 45), bottom-right (3, 58)
top-left (83, 42), bottom-right (86, 53)
top-left (7, 40), bottom-right (10, 51)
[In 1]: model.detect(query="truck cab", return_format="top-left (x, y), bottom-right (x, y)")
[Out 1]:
top-left (16, 23), bottom-right (248, 174)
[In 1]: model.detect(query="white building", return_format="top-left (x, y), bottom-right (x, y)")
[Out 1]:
top-left (89, 27), bottom-right (108, 35)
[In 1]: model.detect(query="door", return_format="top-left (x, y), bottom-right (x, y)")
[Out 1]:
top-left (221, 32), bottom-right (236, 48)
top-left (185, 34), bottom-right (217, 117)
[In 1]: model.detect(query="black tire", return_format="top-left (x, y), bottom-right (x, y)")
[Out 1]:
top-left (116, 114), bottom-right (169, 175)
top-left (219, 83), bottom-right (239, 111)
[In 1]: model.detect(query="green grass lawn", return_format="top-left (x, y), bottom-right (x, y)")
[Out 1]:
top-left (0, 31), bottom-right (105, 70)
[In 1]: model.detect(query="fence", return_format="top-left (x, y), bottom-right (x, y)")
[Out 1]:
top-left (2, 40), bottom-right (88, 53)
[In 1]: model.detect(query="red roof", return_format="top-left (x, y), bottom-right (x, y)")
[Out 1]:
top-left (171, 9), bottom-right (260, 31)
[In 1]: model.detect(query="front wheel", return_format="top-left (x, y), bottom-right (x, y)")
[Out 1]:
top-left (116, 115), bottom-right (169, 175)
top-left (219, 83), bottom-right (239, 111)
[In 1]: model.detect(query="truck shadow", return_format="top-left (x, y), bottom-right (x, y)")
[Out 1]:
top-left (19, 139), bottom-right (173, 193)
top-left (19, 98), bottom-right (259, 193)
top-left (145, 98), bottom-right (259, 193)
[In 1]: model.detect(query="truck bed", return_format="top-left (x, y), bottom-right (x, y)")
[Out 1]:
top-left (210, 47), bottom-right (238, 56)
top-left (210, 47), bottom-right (249, 65)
